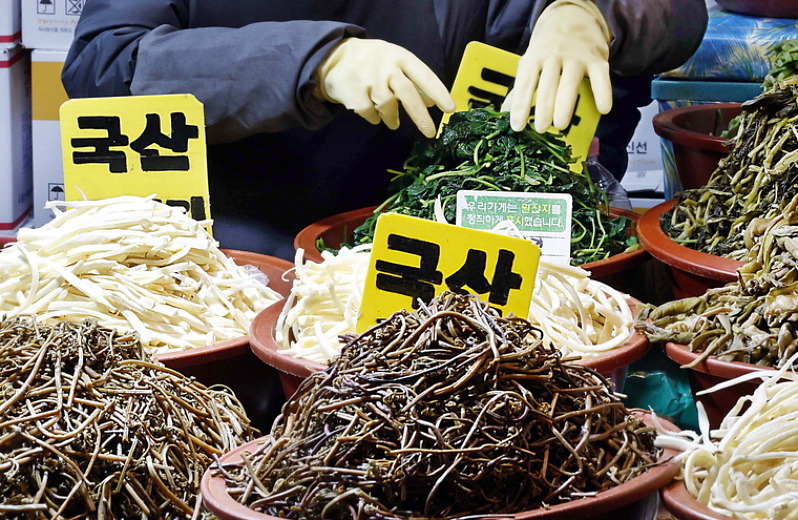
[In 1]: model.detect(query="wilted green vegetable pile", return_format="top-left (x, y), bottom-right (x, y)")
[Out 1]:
top-left (642, 195), bottom-right (798, 368)
top-left (349, 107), bottom-right (636, 265)
top-left (664, 76), bottom-right (798, 259)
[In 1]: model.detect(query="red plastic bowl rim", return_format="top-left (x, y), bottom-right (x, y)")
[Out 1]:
top-left (651, 103), bottom-right (740, 153)
top-left (663, 341), bottom-right (776, 380)
top-left (293, 206), bottom-right (648, 278)
top-left (201, 411), bottom-right (681, 520)
top-left (250, 297), bottom-right (650, 382)
top-left (637, 199), bottom-right (742, 282)
top-left (661, 480), bottom-right (736, 520)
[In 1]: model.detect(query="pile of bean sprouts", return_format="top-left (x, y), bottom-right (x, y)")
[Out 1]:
top-left (656, 358), bottom-right (798, 519)
top-left (640, 195), bottom-right (798, 368)
top-left (276, 248), bottom-right (633, 364)
top-left (664, 76), bottom-right (798, 259)
top-left (217, 292), bottom-right (659, 520)
top-left (0, 316), bottom-right (258, 519)
top-left (0, 195), bottom-right (283, 353)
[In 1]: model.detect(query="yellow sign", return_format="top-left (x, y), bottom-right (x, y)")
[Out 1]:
top-left (357, 213), bottom-right (540, 332)
top-left (444, 41), bottom-right (600, 166)
top-left (60, 94), bottom-right (210, 221)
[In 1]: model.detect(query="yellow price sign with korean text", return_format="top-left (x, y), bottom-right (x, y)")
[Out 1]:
top-left (443, 41), bottom-right (600, 167)
top-left (357, 213), bottom-right (540, 332)
top-left (59, 94), bottom-right (210, 222)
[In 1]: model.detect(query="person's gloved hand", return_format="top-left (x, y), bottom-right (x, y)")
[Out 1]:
top-left (507, 0), bottom-right (613, 133)
top-left (314, 38), bottom-right (456, 138)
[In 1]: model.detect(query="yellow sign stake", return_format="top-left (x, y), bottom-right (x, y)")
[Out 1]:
top-left (357, 213), bottom-right (540, 332)
top-left (60, 94), bottom-right (211, 222)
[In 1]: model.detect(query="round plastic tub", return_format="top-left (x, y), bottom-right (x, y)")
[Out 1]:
top-left (661, 481), bottom-right (735, 520)
top-left (201, 411), bottom-right (680, 520)
top-left (652, 103), bottom-right (740, 191)
top-left (250, 298), bottom-right (651, 399)
top-left (663, 341), bottom-right (775, 429)
top-left (637, 199), bottom-right (742, 299)
top-left (293, 206), bottom-right (648, 286)
top-left (716, 0), bottom-right (798, 17)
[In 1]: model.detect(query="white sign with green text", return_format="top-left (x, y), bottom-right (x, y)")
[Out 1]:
top-left (456, 190), bottom-right (573, 264)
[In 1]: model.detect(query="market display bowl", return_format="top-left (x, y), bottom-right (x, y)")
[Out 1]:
top-left (250, 297), bottom-right (651, 399)
top-left (201, 410), bottom-right (680, 520)
top-left (293, 206), bottom-right (649, 286)
top-left (716, 0), bottom-right (798, 18)
top-left (637, 199), bottom-right (743, 299)
top-left (663, 341), bottom-right (775, 430)
top-left (661, 480), bottom-right (735, 520)
top-left (3, 238), bottom-right (297, 431)
top-left (0, 235), bottom-right (15, 247)
top-left (652, 103), bottom-right (740, 191)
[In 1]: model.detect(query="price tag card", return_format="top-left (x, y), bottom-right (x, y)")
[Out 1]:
top-left (357, 213), bottom-right (540, 332)
top-left (456, 190), bottom-right (573, 265)
top-left (443, 41), bottom-right (600, 166)
top-left (59, 94), bottom-right (210, 221)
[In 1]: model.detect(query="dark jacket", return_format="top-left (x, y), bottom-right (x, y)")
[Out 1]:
top-left (62, 0), bottom-right (707, 257)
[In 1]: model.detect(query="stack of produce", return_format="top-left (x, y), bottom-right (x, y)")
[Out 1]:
top-left (0, 316), bottom-right (258, 519)
top-left (641, 195), bottom-right (798, 368)
top-left (664, 76), bottom-right (798, 260)
top-left (0, 195), bottom-right (283, 353)
top-left (217, 292), bottom-right (659, 519)
top-left (657, 362), bottom-right (798, 518)
top-left (346, 107), bottom-right (637, 265)
top-left (277, 247), bottom-right (634, 365)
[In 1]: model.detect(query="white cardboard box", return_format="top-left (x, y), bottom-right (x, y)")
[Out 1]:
top-left (1, 0), bottom-right (21, 44)
top-left (0, 43), bottom-right (33, 230)
top-left (31, 48), bottom-right (67, 226)
top-left (21, 0), bottom-right (82, 50)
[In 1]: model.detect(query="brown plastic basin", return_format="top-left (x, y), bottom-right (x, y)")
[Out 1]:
top-left (661, 480), bottom-right (735, 520)
top-left (637, 199), bottom-right (743, 299)
top-left (250, 298), bottom-right (651, 399)
top-left (716, 0), bottom-right (798, 17)
top-left (293, 206), bottom-right (648, 284)
top-left (201, 411), bottom-right (681, 520)
top-left (652, 103), bottom-right (740, 191)
top-left (663, 341), bottom-right (775, 430)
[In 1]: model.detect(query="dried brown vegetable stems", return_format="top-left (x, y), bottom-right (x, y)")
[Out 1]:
top-left (216, 293), bottom-right (659, 520)
top-left (665, 76), bottom-right (798, 259)
top-left (641, 195), bottom-right (798, 368)
top-left (0, 317), bottom-right (258, 519)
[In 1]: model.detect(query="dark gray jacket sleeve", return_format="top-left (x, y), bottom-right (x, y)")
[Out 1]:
top-left (521, 0), bottom-right (708, 77)
top-left (61, 0), bottom-right (365, 144)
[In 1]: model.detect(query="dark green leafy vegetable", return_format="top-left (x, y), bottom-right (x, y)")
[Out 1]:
top-left (348, 107), bottom-right (636, 265)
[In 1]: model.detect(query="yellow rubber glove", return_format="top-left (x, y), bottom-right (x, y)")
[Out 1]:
top-left (508, 0), bottom-right (613, 133)
top-left (314, 38), bottom-right (456, 138)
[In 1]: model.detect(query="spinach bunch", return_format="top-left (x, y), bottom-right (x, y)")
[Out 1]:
top-left (351, 107), bottom-right (635, 265)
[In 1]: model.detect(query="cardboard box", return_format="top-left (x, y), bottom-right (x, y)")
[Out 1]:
top-left (21, 0), bottom-right (82, 50)
top-left (31, 48), bottom-right (68, 226)
top-left (1, 0), bottom-right (22, 44)
top-left (0, 43), bottom-right (32, 230)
